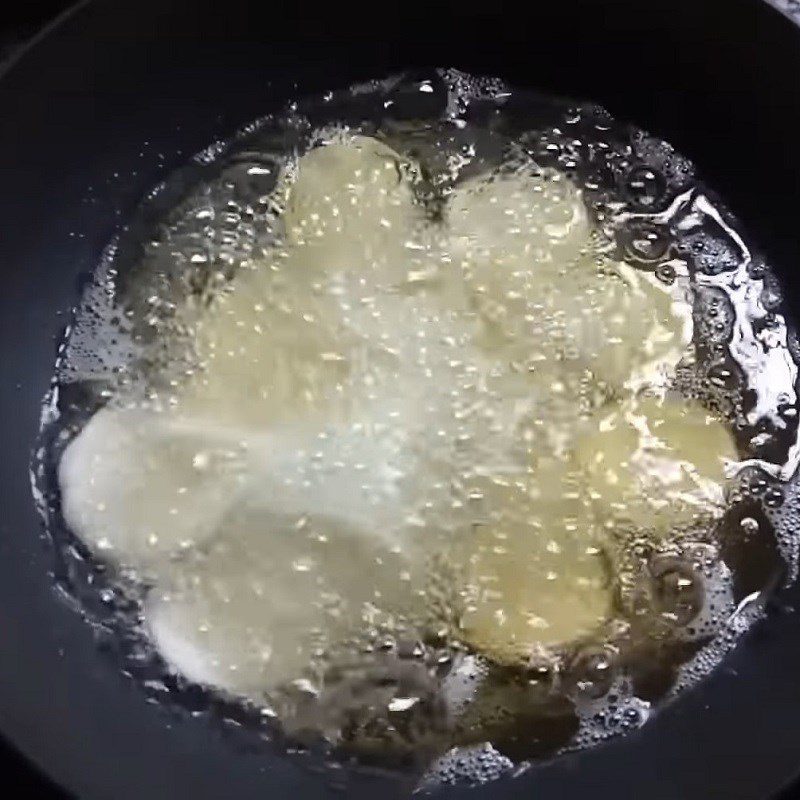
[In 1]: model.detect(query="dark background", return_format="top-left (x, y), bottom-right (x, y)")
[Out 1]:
top-left (1, 2), bottom-right (800, 799)
top-left (1, 7), bottom-right (77, 800)
top-left (0, 2), bottom-right (72, 66)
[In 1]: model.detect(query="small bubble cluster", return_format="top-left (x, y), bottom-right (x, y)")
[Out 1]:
top-left (569, 677), bottom-right (651, 752)
top-left (420, 742), bottom-right (514, 791)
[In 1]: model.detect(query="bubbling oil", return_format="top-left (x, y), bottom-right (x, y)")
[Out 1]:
top-left (32, 69), bottom-right (800, 789)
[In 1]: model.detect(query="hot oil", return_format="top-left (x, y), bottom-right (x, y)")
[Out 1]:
top-left (32, 70), bottom-right (800, 789)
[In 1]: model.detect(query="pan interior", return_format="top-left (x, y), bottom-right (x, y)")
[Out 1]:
top-left (33, 69), bottom-right (800, 788)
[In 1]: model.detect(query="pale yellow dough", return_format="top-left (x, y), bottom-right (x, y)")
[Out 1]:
top-left (146, 510), bottom-right (426, 698)
top-left (574, 393), bottom-right (738, 532)
top-left (445, 168), bottom-right (692, 393)
top-left (58, 407), bottom-right (250, 572)
top-left (280, 135), bottom-right (424, 283)
top-left (454, 458), bottom-right (611, 665)
top-left (59, 134), bottom-right (735, 694)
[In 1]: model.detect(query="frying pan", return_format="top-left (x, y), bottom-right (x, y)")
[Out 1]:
top-left (2, 1), bottom-right (800, 798)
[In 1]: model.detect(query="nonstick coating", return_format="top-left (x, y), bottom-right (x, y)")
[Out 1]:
top-left (1, 1), bottom-right (800, 798)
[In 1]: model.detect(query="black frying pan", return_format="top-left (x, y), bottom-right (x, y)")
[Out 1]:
top-left (2, 1), bottom-right (800, 798)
